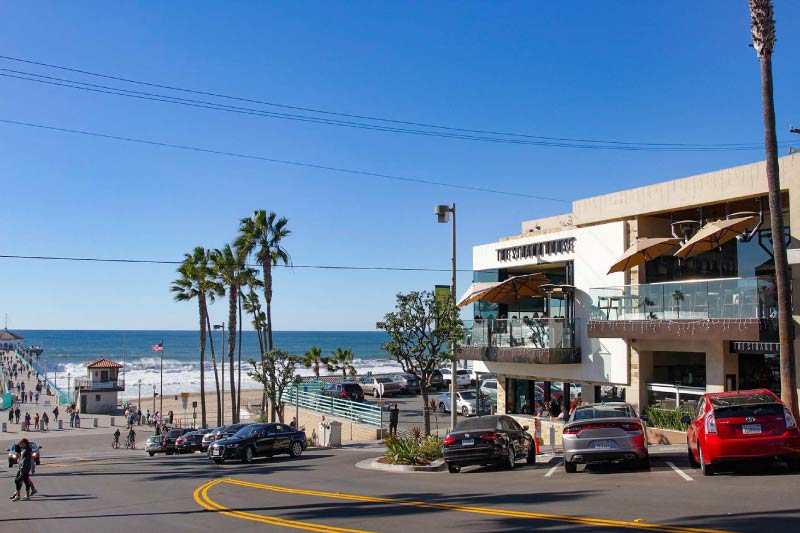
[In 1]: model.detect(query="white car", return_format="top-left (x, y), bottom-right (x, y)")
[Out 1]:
top-left (437, 391), bottom-right (478, 417)
top-left (439, 368), bottom-right (471, 387)
top-left (479, 379), bottom-right (498, 400)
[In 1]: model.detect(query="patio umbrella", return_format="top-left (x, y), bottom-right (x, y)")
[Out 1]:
top-left (457, 281), bottom-right (500, 308)
top-left (457, 272), bottom-right (550, 308)
top-left (674, 216), bottom-right (756, 259)
top-left (607, 237), bottom-right (682, 274)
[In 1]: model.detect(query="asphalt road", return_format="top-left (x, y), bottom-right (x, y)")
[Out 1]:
top-left (2, 430), bottom-right (800, 533)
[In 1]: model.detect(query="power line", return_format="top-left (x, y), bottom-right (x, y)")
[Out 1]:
top-left (0, 254), bottom-right (473, 273)
top-left (0, 117), bottom-right (569, 201)
top-left (0, 54), bottom-right (785, 152)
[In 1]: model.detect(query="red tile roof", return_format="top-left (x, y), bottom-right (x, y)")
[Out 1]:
top-left (84, 357), bottom-right (124, 369)
top-left (0, 329), bottom-right (23, 341)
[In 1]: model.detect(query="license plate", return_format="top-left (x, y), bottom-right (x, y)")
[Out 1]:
top-left (742, 424), bottom-right (762, 435)
top-left (591, 440), bottom-right (612, 449)
top-left (212, 448), bottom-right (221, 456)
top-left (461, 439), bottom-right (474, 447)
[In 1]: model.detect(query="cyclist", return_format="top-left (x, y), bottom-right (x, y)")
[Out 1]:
top-left (126, 426), bottom-right (136, 448)
top-left (113, 428), bottom-right (121, 448)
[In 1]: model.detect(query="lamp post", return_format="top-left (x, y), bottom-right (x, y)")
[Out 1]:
top-left (435, 203), bottom-right (458, 432)
top-left (67, 373), bottom-right (71, 404)
top-left (293, 374), bottom-right (302, 429)
top-left (214, 323), bottom-right (225, 426)
top-left (153, 384), bottom-right (157, 416)
top-left (137, 379), bottom-right (142, 424)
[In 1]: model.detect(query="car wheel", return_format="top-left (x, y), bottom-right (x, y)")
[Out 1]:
top-left (564, 460), bottom-right (577, 473)
top-left (439, 402), bottom-right (446, 412)
top-left (699, 445), bottom-right (714, 476)
top-left (242, 446), bottom-right (254, 464)
top-left (149, 452), bottom-right (155, 457)
top-left (526, 443), bottom-right (536, 465)
top-left (687, 445), bottom-right (699, 468)
top-left (461, 406), bottom-right (469, 417)
top-left (638, 456), bottom-right (651, 471)
top-left (447, 464), bottom-right (461, 474)
top-left (214, 458), bottom-right (224, 465)
top-left (506, 447), bottom-right (516, 470)
top-left (290, 440), bottom-right (304, 458)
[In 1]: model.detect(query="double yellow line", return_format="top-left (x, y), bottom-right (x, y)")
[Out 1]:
top-left (194, 478), bottom-right (736, 533)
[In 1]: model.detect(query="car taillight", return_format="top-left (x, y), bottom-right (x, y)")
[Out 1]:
top-left (705, 412), bottom-right (717, 434)
top-left (620, 423), bottom-right (643, 432)
top-left (443, 436), bottom-right (456, 446)
top-left (785, 408), bottom-right (797, 429)
top-left (563, 425), bottom-right (580, 434)
top-left (480, 433), bottom-right (500, 442)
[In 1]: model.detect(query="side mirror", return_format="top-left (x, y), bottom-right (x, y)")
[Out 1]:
top-left (522, 425), bottom-right (529, 431)
top-left (680, 415), bottom-right (691, 425)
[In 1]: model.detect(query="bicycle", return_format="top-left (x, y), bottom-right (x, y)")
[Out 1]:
top-left (125, 436), bottom-right (136, 449)
top-left (112, 437), bottom-right (120, 449)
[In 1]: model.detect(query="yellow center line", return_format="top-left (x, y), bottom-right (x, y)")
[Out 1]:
top-left (193, 478), bottom-right (737, 533)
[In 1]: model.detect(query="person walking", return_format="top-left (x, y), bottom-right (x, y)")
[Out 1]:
top-left (52, 406), bottom-right (59, 423)
top-left (69, 408), bottom-right (75, 428)
top-left (14, 407), bottom-right (20, 424)
top-left (10, 438), bottom-right (36, 501)
top-left (34, 413), bottom-right (40, 431)
top-left (7, 409), bottom-right (12, 424)
top-left (388, 403), bottom-right (400, 436)
top-left (41, 412), bottom-right (49, 431)
top-left (74, 411), bottom-right (81, 428)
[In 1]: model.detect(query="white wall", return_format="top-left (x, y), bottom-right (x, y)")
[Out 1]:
top-left (471, 222), bottom-right (629, 386)
top-left (81, 391), bottom-right (118, 414)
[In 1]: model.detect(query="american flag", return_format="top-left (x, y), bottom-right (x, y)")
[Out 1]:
top-left (151, 342), bottom-right (163, 353)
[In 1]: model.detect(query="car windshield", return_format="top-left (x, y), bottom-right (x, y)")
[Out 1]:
top-left (147, 436), bottom-right (161, 442)
top-left (572, 407), bottom-right (630, 421)
top-left (459, 391), bottom-right (477, 400)
top-left (233, 425), bottom-right (259, 438)
top-left (375, 377), bottom-right (393, 383)
top-left (453, 416), bottom-right (499, 432)
top-left (457, 370), bottom-right (470, 375)
top-left (484, 382), bottom-right (497, 389)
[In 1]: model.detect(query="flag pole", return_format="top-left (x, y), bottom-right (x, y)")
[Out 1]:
top-left (160, 339), bottom-right (164, 417)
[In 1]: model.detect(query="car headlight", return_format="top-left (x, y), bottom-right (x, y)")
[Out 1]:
top-left (10, 454), bottom-right (17, 460)
top-left (32, 452), bottom-right (37, 457)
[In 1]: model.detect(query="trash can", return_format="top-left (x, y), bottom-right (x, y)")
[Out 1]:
top-left (58, 420), bottom-right (63, 430)
top-left (93, 418), bottom-right (99, 428)
top-left (319, 421), bottom-right (331, 447)
top-left (111, 417), bottom-right (115, 427)
top-left (328, 421), bottom-right (342, 447)
top-left (1, 422), bottom-right (6, 432)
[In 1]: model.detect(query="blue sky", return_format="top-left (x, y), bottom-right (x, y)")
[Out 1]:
top-left (1, 1), bottom-right (799, 331)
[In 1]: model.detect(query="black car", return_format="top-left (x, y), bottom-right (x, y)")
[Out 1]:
top-left (176, 429), bottom-right (210, 454)
top-left (429, 369), bottom-right (445, 391)
top-left (205, 424), bottom-right (250, 455)
top-left (321, 382), bottom-right (365, 402)
top-left (443, 415), bottom-right (535, 473)
top-left (163, 428), bottom-right (194, 455)
top-left (208, 423), bottom-right (307, 464)
top-left (8, 442), bottom-right (41, 468)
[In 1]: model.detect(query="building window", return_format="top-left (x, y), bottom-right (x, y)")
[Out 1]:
top-left (95, 394), bottom-right (101, 402)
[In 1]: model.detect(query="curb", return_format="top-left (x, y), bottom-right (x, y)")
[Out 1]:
top-left (355, 457), bottom-right (447, 473)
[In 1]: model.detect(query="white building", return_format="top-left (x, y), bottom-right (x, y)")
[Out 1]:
top-left (74, 357), bottom-right (125, 414)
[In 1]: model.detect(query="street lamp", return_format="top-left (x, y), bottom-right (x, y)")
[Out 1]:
top-left (153, 384), bottom-right (157, 416)
top-left (214, 323), bottom-right (225, 425)
top-left (435, 203), bottom-right (458, 432)
top-left (137, 379), bottom-right (142, 425)
top-left (293, 374), bottom-right (302, 429)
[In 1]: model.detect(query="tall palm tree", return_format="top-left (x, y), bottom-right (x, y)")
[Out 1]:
top-left (236, 268), bottom-right (259, 422)
top-left (302, 346), bottom-right (328, 378)
top-left (170, 247), bottom-right (216, 428)
top-left (326, 348), bottom-right (356, 379)
top-left (235, 210), bottom-right (291, 352)
top-left (750, 0), bottom-right (798, 417)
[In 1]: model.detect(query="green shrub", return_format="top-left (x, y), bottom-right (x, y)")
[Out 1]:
top-left (645, 406), bottom-right (693, 431)
top-left (383, 432), bottom-right (443, 465)
top-left (418, 435), bottom-right (443, 460)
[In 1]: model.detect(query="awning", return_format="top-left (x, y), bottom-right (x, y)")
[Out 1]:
top-left (607, 237), bottom-right (682, 274)
top-left (457, 273), bottom-right (550, 308)
top-left (674, 216), bottom-right (756, 259)
top-left (457, 281), bottom-right (500, 308)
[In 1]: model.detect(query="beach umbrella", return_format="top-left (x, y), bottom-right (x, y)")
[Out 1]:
top-left (457, 273), bottom-right (550, 308)
top-left (457, 281), bottom-right (500, 308)
top-left (674, 216), bottom-right (756, 259)
top-left (607, 237), bottom-right (682, 274)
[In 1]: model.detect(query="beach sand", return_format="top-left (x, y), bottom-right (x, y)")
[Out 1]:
top-left (129, 386), bottom-right (266, 428)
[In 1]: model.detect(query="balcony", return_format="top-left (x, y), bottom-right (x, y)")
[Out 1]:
top-left (458, 318), bottom-right (580, 365)
top-left (587, 276), bottom-right (776, 340)
top-left (74, 377), bottom-right (125, 391)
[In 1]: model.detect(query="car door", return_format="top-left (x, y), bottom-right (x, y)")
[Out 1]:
top-left (274, 424), bottom-right (293, 451)
top-left (500, 417), bottom-right (521, 457)
top-left (257, 424), bottom-right (277, 455)
top-left (688, 398), bottom-right (706, 456)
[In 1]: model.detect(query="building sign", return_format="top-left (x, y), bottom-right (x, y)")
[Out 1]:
top-left (730, 341), bottom-right (780, 354)
top-left (496, 237), bottom-right (575, 263)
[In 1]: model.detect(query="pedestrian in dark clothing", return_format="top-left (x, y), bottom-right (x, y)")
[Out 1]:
top-left (388, 403), bottom-right (400, 436)
top-left (53, 406), bottom-right (59, 422)
top-left (11, 438), bottom-right (35, 501)
top-left (69, 410), bottom-right (75, 428)
top-left (74, 412), bottom-right (81, 428)
top-left (14, 408), bottom-right (20, 424)
top-left (24, 413), bottom-right (31, 432)
top-left (7, 409), bottom-right (12, 424)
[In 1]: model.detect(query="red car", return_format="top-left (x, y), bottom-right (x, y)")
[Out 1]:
top-left (683, 389), bottom-right (800, 475)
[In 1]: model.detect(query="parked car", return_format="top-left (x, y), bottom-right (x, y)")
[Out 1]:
top-left (321, 382), bottom-right (365, 402)
top-left (8, 442), bottom-right (41, 468)
top-left (205, 424), bottom-right (251, 455)
top-left (438, 390), bottom-right (478, 416)
top-left (145, 434), bottom-right (166, 456)
top-left (439, 367), bottom-right (471, 388)
top-left (176, 429), bottom-right (210, 453)
top-left (479, 379), bottom-right (498, 401)
top-left (391, 374), bottom-right (420, 394)
top-left (359, 377), bottom-right (402, 398)
top-left (562, 403), bottom-right (649, 473)
top-left (443, 415), bottom-right (535, 473)
top-left (208, 423), bottom-right (307, 464)
top-left (683, 388), bottom-right (800, 476)
top-left (201, 427), bottom-right (223, 452)
top-left (428, 369), bottom-right (445, 391)
top-left (163, 428), bottom-right (194, 455)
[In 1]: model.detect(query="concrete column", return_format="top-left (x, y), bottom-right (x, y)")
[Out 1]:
top-left (497, 374), bottom-right (508, 415)
top-left (581, 384), bottom-right (596, 404)
top-left (705, 342), bottom-right (732, 393)
top-left (626, 343), bottom-right (652, 413)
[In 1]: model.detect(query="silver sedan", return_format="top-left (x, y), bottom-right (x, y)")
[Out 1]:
top-left (562, 402), bottom-right (649, 473)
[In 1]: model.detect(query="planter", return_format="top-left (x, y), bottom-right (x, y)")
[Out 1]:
top-left (647, 428), bottom-right (687, 445)
top-left (355, 457), bottom-right (447, 473)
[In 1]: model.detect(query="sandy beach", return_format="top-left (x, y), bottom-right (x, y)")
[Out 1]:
top-left (128, 386), bottom-right (266, 428)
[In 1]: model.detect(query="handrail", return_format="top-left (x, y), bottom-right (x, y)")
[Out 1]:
top-left (282, 386), bottom-right (382, 427)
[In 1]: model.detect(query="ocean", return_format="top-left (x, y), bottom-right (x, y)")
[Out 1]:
top-left (15, 330), bottom-right (401, 399)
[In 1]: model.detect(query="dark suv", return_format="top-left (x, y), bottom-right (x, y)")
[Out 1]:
top-left (164, 428), bottom-right (193, 455)
top-left (321, 382), bottom-right (365, 402)
top-left (429, 370), bottom-right (445, 391)
top-left (208, 423), bottom-right (307, 464)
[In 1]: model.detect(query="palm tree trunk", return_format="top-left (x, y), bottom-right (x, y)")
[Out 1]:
top-left (198, 299), bottom-right (207, 429)
top-left (264, 262), bottom-right (274, 351)
top-left (205, 314), bottom-right (222, 426)
top-left (237, 295), bottom-right (243, 424)
top-left (759, 54), bottom-right (799, 417)
top-left (228, 285), bottom-right (238, 423)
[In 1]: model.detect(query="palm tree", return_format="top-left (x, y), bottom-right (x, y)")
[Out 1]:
top-left (235, 210), bottom-right (291, 352)
top-left (326, 348), bottom-right (356, 379)
top-left (236, 268), bottom-right (259, 422)
top-left (171, 247), bottom-right (217, 428)
top-left (302, 346), bottom-right (328, 378)
top-left (750, 0), bottom-right (798, 417)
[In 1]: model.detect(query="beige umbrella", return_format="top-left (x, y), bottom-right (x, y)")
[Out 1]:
top-left (674, 216), bottom-right (756, 259)
top-left (607, 237), bottom-right (683, 274)
top-left (457, 272), bottom-right (550, 308)
top-left (457, 281), bottom-right (500, 308)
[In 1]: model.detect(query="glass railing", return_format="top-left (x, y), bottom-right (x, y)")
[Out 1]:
top-left (461, 318), bottom-right (579, 350)
top-left (589, 277), bottom-right (776, 321)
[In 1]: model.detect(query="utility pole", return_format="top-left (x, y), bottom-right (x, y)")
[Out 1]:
top-left (792, 125), bottom-right (800, 154)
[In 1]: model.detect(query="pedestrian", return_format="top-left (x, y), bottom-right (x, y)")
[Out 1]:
top-left (290, 417), bottom-right (297, 428)
top-left (74, 411), bottom-right (81, 428)
top-left (388, 403), bottom-right (400, 436)
top-left (69, 409), bottom-right (75, 428)
top-left (7, 409), bottom-right (12, 424)
top-left (14, 407), bottom-right (20, 424)
top-left (34, 413), bottom-right (40, 431)
top-left (41, 412), bottom-right (49, 431)
top-left (10, 438), bottom-right (36, 501)
top-left (53, 406), bottom-right (59, 422)
top-left (24, 412), bottom-right (31, 431)
top-left (34, 392), bottom-right (39, 404)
